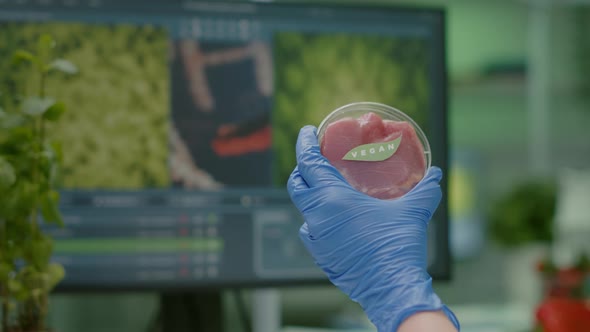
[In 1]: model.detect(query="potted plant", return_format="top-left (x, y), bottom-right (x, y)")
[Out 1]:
top-left (488, 180), bottom-right (557, 306)
top-left (0, 34), bottom-right (77, 332)
top-left (537, 252), bottom-right (590, 299)
top-left (489, 181), bottom-right (556, 247)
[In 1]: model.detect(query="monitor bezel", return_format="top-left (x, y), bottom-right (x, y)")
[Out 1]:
top-left (0, 0), bottom-right (450, 292)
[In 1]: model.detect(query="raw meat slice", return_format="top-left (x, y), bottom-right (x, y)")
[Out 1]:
top-left (320, 112), bottom-right (426, 199)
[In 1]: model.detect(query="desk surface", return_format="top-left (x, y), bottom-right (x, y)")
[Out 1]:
top-left (283, 303), bottom-right (535, 332)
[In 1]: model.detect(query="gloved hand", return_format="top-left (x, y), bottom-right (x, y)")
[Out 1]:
top-left (287, 126), bottom-right (460, 332)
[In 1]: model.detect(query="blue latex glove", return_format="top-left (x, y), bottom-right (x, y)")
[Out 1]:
top-left (288, 126), bottom-right (460, 332)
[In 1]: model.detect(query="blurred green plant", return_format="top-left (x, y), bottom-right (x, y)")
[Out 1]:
top-left (0, 23), bottom-right (169, 189)
top-left (488, 181), bottom-right (557, 247)
top-left (0, 34), bottom-right (76, 332)
top-left (272, 32), bottom-right (430, 185)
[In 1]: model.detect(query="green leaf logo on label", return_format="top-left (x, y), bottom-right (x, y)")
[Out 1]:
top-left (342, 135), bottom-right (402, 161)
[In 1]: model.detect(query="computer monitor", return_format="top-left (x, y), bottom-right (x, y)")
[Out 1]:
top-left (0, 1), bottom-right (450, 292)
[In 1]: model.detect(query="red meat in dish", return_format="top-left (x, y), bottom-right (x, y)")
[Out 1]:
top-left (320, 112), bottom-right (426, 199)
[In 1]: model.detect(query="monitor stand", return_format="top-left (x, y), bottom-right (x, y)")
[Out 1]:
top-left (152, 292), bottom-right (223, 332)
top-left (252, 289), bottom-right (281, 332)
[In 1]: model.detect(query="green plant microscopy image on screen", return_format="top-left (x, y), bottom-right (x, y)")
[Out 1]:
top-left (0, 23), bottom-right (170, 189)
top-left (272, 32), bottom-right (431, 186)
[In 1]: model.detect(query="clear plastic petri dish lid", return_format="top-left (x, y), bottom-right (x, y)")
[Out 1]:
top-left (317, 101), bottom-right (431, 200)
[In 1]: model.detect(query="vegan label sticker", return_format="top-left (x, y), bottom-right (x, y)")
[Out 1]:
top-left (342, 135), bottom-right (402, 162)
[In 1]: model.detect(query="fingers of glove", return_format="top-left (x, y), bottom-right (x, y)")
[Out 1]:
top-left (290, 154), bottom-right (386, 237)
top-left (295, 125), bottom-right (349, 188)
top-left (287, 166), bottom-right (320, 215)
top-left (295, 125), bottom-right (319, 157)
top-left (298, 184), bottom-right (375, 239)
top-left (300, 221), bottom-right (351, 274)
top-left (400, 166), bottom-right (443, 221)
top-left (426, 165), bottom-right (443, 183)
top-left (287, 166), bottom-right (309, 197)
top-left (299, 222), bottom-right (316, 248)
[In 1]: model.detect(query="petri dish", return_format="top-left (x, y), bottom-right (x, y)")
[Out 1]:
top-left (317, 101), bottom-right (431, 200)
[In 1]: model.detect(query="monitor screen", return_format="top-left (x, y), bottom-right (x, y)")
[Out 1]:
top-left (0, 0), bottom-right (450, 291)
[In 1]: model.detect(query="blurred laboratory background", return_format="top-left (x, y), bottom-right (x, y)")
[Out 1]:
top-left (0, 0), bottom-right (589, 332)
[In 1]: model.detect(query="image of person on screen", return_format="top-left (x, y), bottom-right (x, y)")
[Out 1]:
top-left (169, 124), bottom-right (223, 189)
top-left (169, 39), bottom-right (273, 188)
top-left (288, 127), bottom-right (461, 332)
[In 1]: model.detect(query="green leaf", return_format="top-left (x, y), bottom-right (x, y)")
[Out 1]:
top-left (11, 181), bottom-right (39, 218)
top-left (12, 50), bottom-right (36, 66)
top-left (46, 263), bottom-right (65, 290)
top-left (342, 135), bottom-right (403, 161)
top-left (51, 141), bottom-right (63, 164)
top-left (7, 279), bottom-right (27, 300)
top-left (0, 127), bottom-right (34, 166)
top-left (23, 234), bottom-right (53, 271)
top-left (22, 97), bottom-right (56, 116)
top-left (8, 279), bottom-right (22, 293)
top-left (0, 106), bottom-right (6, 125)
top-left (14, 267), bottom-right (43, 300)
top-left (0, 111), bottom-right (27, 129)
top-left (37, 34), bottom-right (56, 62)
top-left (43, 101), bottom-right (66, 121)
top-left (49, 59), bottom-right (78, 75)
top-left (0, 156), bottom-right (16, 189)
top-left (0, 262), bottom-right (12, 282)
top-left (45, 143), bottom-right (62, 187)
top-left (30, 287), bottom-right (43, 300)
top-left (575, 252), bottom-right (590, 270)
top-left (40, 190), bottom-right (63, 227)
top-left (40, 144), bottom-right (57, 183)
